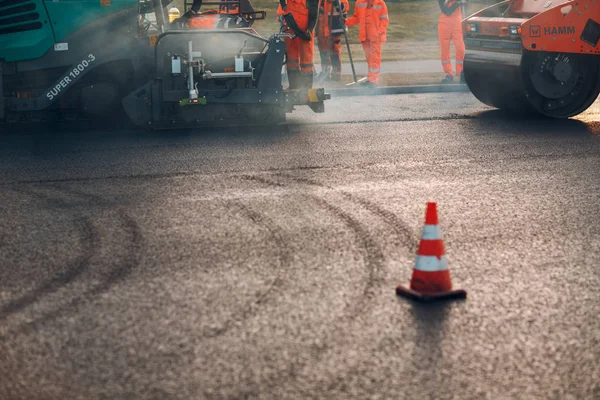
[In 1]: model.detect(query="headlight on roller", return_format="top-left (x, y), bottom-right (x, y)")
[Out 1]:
top-left (466, 23), bottom-right (480, 34)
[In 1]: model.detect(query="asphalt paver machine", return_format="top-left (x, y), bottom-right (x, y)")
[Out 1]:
top-left (0, 0), bottom-right (329, 128)
top-left (462, 0), bottom-right (599, 118)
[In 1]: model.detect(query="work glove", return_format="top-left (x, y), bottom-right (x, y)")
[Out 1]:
top-left (306, 0), bottom-right (318, 33)
top-left (283, 13), bottom-right (312, 40)
top-left (172, 11), bottom-right (195, 27)
top-left (180, 10), bottom-right (199, 20)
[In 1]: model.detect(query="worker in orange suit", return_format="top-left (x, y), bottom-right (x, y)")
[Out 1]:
top-left (438, 0), bottom-right (466, 84)
top-left (187, 11), bottom-right (222, 28)
top-left (277, 0), bottom-right (319, 89)
top-left (345, 0), bottom-right (389, 88)
top-left (316, 0), bottom-right (350, 82)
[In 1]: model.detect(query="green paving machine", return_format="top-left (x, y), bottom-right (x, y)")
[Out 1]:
top-left (0, 0), bottom-right (329, 128)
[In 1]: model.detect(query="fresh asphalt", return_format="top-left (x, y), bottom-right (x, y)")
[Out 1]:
top-left (1, 93), bottom-right (599, 399)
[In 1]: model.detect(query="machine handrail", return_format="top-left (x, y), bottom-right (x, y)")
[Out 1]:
top-left (153, 29), bottom-right (269, 77)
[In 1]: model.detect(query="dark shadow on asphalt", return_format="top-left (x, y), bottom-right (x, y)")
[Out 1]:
top-left (408, 301), bottom-right (455, 353)
top-left (473, 110), bottom-right (600, 137)
top-left (1, 119), bottom-right (293, 138)
top-left (407, 300), bottom-right (454, 331)
top-left (404, 301), bottom-right (460, 389)
top-left (0, 120), bottom-right (297, 157)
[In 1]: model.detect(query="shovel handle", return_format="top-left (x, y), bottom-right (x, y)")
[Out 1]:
top-left (343, 30), bottom-right (357, 83)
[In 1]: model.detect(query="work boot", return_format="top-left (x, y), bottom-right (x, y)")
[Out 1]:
top-left (441, 75), bottom-right (454, 84)
top-left (460, 71), bottom-right (466, 84)
top-left (360, 80), bottom-right (377, 88)
top-left (317, 52), bottom-right (330, 83)
top-left (316, 70), bottom-right (329, 83)
top-left (296, 71), bottom-right (313, 89)
top-left (287, 70), bottom-right (302, 90)
top-left (303, 71), bottom-right (314, 89)
top-left (330, 53), bottom-right (342, 77)
top-left (330, 71), bottom-right (341, 82)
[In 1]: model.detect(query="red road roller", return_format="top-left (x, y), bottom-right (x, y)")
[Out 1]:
top-left (462, 0), bottom-right (600, 118)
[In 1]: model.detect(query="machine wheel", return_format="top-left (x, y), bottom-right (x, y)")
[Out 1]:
top-left (521, 50), bottom-right (600, 118)
top-left (463, 54), bottom-right (533, 112)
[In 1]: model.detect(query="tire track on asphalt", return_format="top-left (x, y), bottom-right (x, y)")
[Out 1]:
top-left (4, 209), bottom-right (143, 337)
top-left (0, 219), bottom-right (98, 319)
top-left (197, 202), bottom-right (293, 339)
top-left (7, 184), bottom-right (112, 210)
top-left (87, 210), bottom-right (143, 296)
top-left (239, 174), bottom-right (286, 187)
top-left (275, 173), bottom-right (422, 392)
top-left (306, 195), bottom-right (386, 315)
top-left (55, 185), bottom-right (114, 208)
top-left (239, 173), bottom-right (388, 317)
top-left (232, 173), bottom-right (418, 395)
top-left (229, 174), bottom-right (388, 397)
top-left (8, 185), bottom-right (80, 210)
top-left (0, 186), bottom-right (101, 321)
top-left (344, 194), bottom-right (418, 254)
top-left (276, 173), bottom-right (418, 255)
top-left (1, 184), bottom-right (143, 336)
top-left (4, 149), bottom-right (596, 186)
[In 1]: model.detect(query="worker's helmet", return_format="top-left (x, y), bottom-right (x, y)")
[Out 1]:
top-left (168, 7), bottom-right (181, 23)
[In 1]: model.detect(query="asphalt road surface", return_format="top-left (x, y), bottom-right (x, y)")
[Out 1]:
top-left (1, 93), bottom-right (599, 400)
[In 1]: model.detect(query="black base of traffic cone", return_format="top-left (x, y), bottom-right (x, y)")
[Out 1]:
top-left (396, 284), bottom-right (467, 302)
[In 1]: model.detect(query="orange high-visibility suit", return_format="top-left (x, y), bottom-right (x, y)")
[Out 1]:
top-left (182, 0), bottom-right (246, 28)
top-left (438, 0), bottom-right (465, 78)
top-left (345, 0), bottom-right (388, 85)
top-left (188, 12), bottom-right (223, 28)
top-left (316, 0), bottom-right (349, 81)
top-left (277, 0), bottom-right (319, 89)
top-left (188, 11), bottom-right (250, 29)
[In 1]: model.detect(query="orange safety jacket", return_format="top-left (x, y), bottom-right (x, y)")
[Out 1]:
top-left (317, 0), bottom-right (349, 37)
top-left (188, 11), bottom-right (249, 29)
top-left (277, 0), bottom-right (310, 31)
top-left (219, 0), bottom-right (239, 14)
top-left (346, 0), bottom-right (389, 42)
top-left (189, 12), bottom-right (221, 28)
top-left (439, 0), bottom-right (461, 19)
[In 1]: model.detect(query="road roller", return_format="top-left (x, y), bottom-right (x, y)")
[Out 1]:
top-left (462, 0), bottom-right (600, 118)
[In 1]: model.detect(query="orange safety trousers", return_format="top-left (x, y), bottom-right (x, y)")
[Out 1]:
top-left (346, 0), bottom-right (387, 83)
top-left (278, 2), bottom-right (315, 74)
top-left (362, 40), bottom-right (381, 83)
top-left (284, 36), bottom-right (315, 73)
top-left (438, 7), bottom-right (465, 76)
top-left (317, 35), bottom-right (342, 72)
top-left (316, 0), bottom-right (347, 74)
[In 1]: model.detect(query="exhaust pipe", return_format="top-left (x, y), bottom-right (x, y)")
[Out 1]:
top-left (188, 41), bottom-right (198, 100)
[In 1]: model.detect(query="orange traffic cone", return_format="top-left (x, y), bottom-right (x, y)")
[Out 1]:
top-left (396, 202), bottom-right (466, 302)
